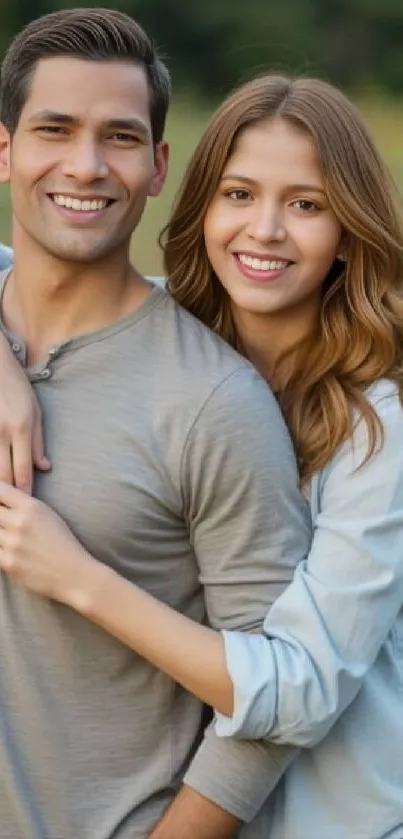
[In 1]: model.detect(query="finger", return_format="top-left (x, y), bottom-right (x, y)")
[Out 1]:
top-left (11, 434), bottom-right (34, 494)
top-left (0, 481), bottom-right (26, 508)
top-left (32, 416), bottom-right (51, 473)
top-left (0, 440), bottom-right (13, 486)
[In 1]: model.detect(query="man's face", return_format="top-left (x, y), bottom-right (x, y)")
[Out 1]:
top-left (0, 56), bottom-right (168, 264)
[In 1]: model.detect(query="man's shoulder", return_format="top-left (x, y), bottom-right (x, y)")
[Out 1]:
top-left (144, 282), bottom-right (270, 417)
top-left (162, 288), bottom-right (253, 380)
top-left (0, 244), bottom-right (13, 271)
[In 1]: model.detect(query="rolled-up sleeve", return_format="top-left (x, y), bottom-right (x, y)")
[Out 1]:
top-left (216, 383), bottom-right (403, 747)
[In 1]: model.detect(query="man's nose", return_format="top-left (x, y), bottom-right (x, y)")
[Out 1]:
top-left (61, 139), bottom-right (109, 183)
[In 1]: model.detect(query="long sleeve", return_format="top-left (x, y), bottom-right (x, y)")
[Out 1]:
top-left (216, 381), bottom-right (403, 747)
top-left (181, 366), bottom-right (312, 820)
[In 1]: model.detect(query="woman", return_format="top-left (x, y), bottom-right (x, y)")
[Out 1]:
top-left (0, 75), bottom-right (403, 838)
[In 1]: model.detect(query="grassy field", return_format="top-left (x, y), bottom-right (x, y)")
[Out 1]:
top-left (1, 94), bottom-right (403, 275)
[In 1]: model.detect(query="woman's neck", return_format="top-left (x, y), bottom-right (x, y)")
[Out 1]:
top-left (233, 303), bottom-right (320, 390)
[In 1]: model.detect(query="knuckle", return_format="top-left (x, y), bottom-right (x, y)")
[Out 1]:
top-left (18, 497), bottom-right (38, 527)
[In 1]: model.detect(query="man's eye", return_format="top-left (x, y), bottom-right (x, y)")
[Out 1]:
top-left (37, 126), bottom-right (68, 135)
top-left (110, 133), bottom-right (138, 143)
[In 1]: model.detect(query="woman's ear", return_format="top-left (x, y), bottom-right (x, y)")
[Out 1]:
top-left (336, 233), bottom-right (349, 263)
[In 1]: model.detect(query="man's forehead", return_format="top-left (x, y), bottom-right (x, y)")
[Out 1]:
top-left (22, 56), bottom-right (151, 123)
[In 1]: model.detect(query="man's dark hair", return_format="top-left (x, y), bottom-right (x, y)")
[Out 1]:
top-left (0, 7), bottom-right (171, 144)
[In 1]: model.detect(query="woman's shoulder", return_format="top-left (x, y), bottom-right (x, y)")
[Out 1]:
top-left (365, 377), bottom-right (401, 410)
top-left (351, 378), bottom-right (402, 454)
top-left (330, 379), bottom-right (401, 465)
top-left (311, 379), bottom-right (403, 505)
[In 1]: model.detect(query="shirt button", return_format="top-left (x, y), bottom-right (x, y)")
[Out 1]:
top-left (41, 369), bottom-right (51, 379)
top-left (12, 342), bottom-right (21, 353)
top-left (48, 347), bottom-right (57, 358)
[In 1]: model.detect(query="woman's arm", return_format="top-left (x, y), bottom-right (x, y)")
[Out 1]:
top-left (216, 383), bottom-right (403, 745)
top-left (83, 560), bottom-right (234, 714)
top-left (0, 332), bottom-right (49, 491)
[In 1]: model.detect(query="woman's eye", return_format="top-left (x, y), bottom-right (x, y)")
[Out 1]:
top-left (292, 199), bottom-right (320, 212)
top-left (226, 189), bottom-right (251, 201)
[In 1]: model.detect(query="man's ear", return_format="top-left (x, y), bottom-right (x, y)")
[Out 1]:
top-left (148, 141), bottom-right (169, 198)
top-left (0, 122), bottom-right (11, 184)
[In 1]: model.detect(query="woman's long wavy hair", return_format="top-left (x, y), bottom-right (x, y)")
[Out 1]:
top-left (162, 75), bottom-right (403, 481)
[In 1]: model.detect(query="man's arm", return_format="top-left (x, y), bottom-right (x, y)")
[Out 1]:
top-left (150, 787), bottom-right (241, 839)
top-left (151, 366), bottom-right (312, 837)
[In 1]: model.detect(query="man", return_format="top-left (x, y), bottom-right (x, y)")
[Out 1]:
top-left (0, 9), bottom-right (311, 839)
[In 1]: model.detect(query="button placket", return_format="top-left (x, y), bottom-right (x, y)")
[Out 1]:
top-left (31, 347), bottom-right (60, 382)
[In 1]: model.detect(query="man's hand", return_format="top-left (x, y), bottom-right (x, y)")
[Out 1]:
top-left (0, 482), bottom-right (97, 606)
top-left (0, 337), bottom-right (50, 492)
top-left (149, 786), bottom-right (241, 839)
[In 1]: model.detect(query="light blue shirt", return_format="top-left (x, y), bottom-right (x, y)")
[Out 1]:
top-left (217, 379), bottom-right (403, 839)
top-left (0, 243), bottom-right (12, 271)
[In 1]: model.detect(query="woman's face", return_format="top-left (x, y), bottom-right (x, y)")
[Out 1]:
top-left (203, 117), bottom-right (343, 322)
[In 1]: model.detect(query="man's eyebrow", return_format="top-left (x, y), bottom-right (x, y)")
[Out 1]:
top-left (103, 118), bottom-right (151, 139)
top-left (28, 110), bottom-right (78, 125)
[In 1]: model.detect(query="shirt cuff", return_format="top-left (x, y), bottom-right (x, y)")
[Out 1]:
top-left (215, 630), bottom-right (277, 739)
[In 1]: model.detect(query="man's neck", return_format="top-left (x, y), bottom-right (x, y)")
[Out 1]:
top-left (2, 245), bottom-right (151, 365)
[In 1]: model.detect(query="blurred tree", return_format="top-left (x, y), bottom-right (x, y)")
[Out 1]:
top-left (1, 0), bottom-right (403, 97)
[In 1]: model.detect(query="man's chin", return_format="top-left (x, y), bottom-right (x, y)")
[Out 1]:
top-left (43, 240), bottom-right (117, 264)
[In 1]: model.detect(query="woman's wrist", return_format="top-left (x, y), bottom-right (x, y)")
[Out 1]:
top-left (66, 550), bottom-right (116, 617)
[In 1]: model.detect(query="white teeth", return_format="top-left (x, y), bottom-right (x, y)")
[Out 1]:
top-left (52, 195), bottom-right (108, 211)
top-left (238, 254), bottom-right (289, 271)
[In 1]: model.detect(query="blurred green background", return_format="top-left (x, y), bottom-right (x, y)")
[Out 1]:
top-left (1, 0), bottom-right (403, 274)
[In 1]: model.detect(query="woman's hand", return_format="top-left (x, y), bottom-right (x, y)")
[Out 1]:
top-left (0, 336), bottom-right (50, 493)
top-left (0, 482), bottom-right (97, 608)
